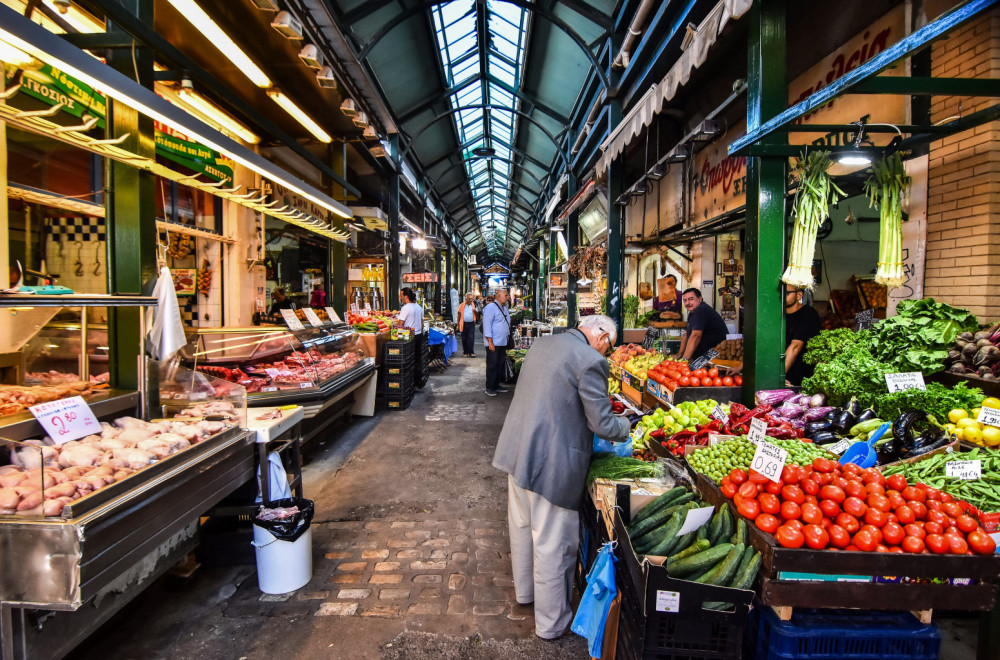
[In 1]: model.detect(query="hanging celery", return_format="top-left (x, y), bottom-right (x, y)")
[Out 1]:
top-left (782, 151), bottom-right (845, 288)
top-left (865, 153), bottom-right (912, 290)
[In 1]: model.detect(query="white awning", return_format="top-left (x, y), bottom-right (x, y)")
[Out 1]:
top-left (596, 0), bottom-right (753, 174)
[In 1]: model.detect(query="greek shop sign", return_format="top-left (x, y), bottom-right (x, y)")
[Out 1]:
top-left (154, 122), bottom-right (234, 185)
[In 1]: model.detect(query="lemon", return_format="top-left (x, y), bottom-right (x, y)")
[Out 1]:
top-left (983, 426), bottom-right (1000, 447)
top-left (972, 407), bottom-right (982, 420)
top-left (957, 417), bottom-right (980, 429)
top-left (953, 428), bottom-right (965, 441)
top-left (983, 397), bottom-right (1000, 410)
top-left (964, 426), bottom-right (983, 444)
top-left (945, 423), bottom-right (957, 433)
top-left (948, 409), bottom-right (970, 424)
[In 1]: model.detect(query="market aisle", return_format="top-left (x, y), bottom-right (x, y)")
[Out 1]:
top-left (70, 358), bottom-right (589, 660)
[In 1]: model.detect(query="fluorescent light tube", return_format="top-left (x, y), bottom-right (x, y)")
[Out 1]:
top-left (44, 1), bottom-right (105, 33)
top-left (0, 39), bottom-right (34, 66)
top-left (163, 0), bottom-right (271, 88)
top-left (176, 88), bottom-right (260, 144)
top-left (411, 238), bottom-right (428, 250)
top-left (266, 89), bottom-right (331, 143)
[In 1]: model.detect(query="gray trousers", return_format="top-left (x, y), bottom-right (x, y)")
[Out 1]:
top-left (507, 475), bottom-right (579, 638)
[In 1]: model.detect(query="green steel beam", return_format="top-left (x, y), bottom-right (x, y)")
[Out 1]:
top-left (105, 0), bottom-right (156, 392)
top-left (331, 143), bottom-right (348, 317)
top-left (743, 0), bottom-right (788, 397)
top-left (566, 176), bottom-right (579, 328)
top-left (387, 136), bottom-right (401, 310)
top-left (851, 76), bottom-right (1000, 96)
top-left (730, 0), bottom-right (998, 156)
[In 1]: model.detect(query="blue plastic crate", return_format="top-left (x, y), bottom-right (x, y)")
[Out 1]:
top-left (749, 606), bottom-right (941, 660)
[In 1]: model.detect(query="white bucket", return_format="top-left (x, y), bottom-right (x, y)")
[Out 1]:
top-left (252, 523), bottom-right (313, 594)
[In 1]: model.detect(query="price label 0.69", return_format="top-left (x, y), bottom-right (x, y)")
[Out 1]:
top-left (751, 440), bottom-right (789, 484)
top-left (29, 396), bottom-right (102, 444)
top-left (885, 372), bottom-right (926, 393)
top-left (946, 460), bottom-right (982, 481)
top-left (748, 417), bottom-right (768, 445)
top-left (978, 406), bottom-right (1000, 428)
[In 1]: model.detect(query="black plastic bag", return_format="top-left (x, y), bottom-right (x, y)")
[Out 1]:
top-left (503, 354), bottom-right (516, 383)
top-left (253, 497), bottom-right (314, 542)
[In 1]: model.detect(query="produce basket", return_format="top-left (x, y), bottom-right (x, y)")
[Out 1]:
top-left (855, 275), bottom-right (888, 313)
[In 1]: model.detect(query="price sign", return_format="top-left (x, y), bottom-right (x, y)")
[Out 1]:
top-left (712, 404), bottom-right (729, 424)
top-left (324, 307), bottom-right (343, 324)
top-left (978, 407), bottom-right (1000, 428)
top-left (855, 308), bottom-right (875, 331)
top-left (689, 349), bottom-right (720, 372)
top-left (262, 386), bottom-right (278, 392)
top-left (29, 396), bottom-right (102, 444)
top-left (676, 505), bottom-right (715, 536)
top-left (630, 426), bottom-right (644, 443)
top-left (655, 590), bottom-right (680, 613)
top-left (350, 303), bottom-right (359, 313)
top-left (299, 382), bottom-right (315, 389)
top-left (885, 372), bottom-right (926, 392)
top-left (946, 460), bottom-right (982, 480)
top-left (280, 309), bottom-right (305, 331)
top-left (302, 308), bottom-right (323, 327)
top-left (748, 417), bottom-right (768, 445)
top-left (364, 302), bottom-right (372, 311)
top-left (751, 440), bottom-right (788, 483)
top-left (264, 368), bottom-right (280, 379)
top-left (828, 439), bottom-right (852, 456)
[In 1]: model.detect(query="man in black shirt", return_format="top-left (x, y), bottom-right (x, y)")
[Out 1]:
top-left (678, 288), bottom-right (729, 361)
top-left (784, 285), bottom-right (822, 385)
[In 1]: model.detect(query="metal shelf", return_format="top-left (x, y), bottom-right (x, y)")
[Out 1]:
top-left (0, 294), bottom-right (157, 308)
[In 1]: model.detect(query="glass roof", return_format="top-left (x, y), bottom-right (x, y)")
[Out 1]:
top-left (432, 1), bottom-right (528, 257)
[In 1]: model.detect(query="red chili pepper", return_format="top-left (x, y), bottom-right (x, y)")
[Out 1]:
top-left (650, 429), bottom-right (666, 439)
top-left (764, 427), bottom-right (799, 439)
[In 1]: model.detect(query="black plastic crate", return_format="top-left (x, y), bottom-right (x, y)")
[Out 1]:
top-left (384, 340), bottom-right (415, 357)
top-left (196, 516), bottom-right (256, 566)
top-left (384, 351), bottom-right (415, 367)
top-left (384, 393), bottom-right (414, 410)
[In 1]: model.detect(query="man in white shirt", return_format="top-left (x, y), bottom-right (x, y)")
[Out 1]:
top-left (398, 287), bottom-right (423, 334)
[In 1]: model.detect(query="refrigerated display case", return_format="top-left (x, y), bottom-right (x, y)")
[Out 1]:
top-left (20, 318), bottom-right (110, 386)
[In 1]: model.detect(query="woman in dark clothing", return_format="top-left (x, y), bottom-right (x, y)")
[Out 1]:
top-left (652, 274), bottom-right (683, 315)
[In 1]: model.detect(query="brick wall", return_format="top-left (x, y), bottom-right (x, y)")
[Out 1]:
top-left (924, 8), bottom-right (1000, 319)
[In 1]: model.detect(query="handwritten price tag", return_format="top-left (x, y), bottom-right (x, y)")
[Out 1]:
top-left (748, 417), bottom-right (768, 445)
top-left (885, 372), bottom-right (926, 393)
top-left (29, 396), bottom-right (102, 444)
top-left (264, 368), bottom-right (280, 379)
top-left (855, 308), bottom-right (875, 330)
top-left (946, 460), bottom-right (982, 480)
top-left (302, 308), bottom-right (324, 327)
top-left (751, 440), bottom-right (788, 483)
top-left (978, 407), bottom-right (1000, 428)
top-left (280, 309), bottom-right (305, 331)
top-left (689, 349), bottom-right (719, 372)
top-left (324, 307), bottom-right (343, 324)
top-left (828, 439), bottom-right (852, 456)
top-left (712, 404), bottom-right (729, 424)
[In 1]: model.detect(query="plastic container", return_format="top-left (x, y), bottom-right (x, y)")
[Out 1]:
top-left (747, 606), bottom-right (941, 660)
top-left (252, 523), bottom-right (313, 594)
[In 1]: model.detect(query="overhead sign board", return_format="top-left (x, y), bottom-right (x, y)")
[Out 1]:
top-left (402, 272), bottom-right (439, 283)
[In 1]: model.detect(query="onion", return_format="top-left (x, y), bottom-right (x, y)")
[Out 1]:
top-left (809, 393), bottom-right (826, 408)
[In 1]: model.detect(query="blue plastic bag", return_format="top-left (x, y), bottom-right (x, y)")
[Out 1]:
top-left (593, 433), bottom-right (632, 457)
top-left (571, 542), bottom-right (617, 657)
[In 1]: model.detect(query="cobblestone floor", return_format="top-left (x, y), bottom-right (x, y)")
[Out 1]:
top-left (69, 355), bottom-right (589, 659)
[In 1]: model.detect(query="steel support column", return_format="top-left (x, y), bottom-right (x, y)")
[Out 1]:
top-left (105, 0), bottom-right (155, 391)
top-left (446, 240), bottom-right (453, 319)
top-left (743, 0), bottom-right (787, 395)
top-left (387, 139), bottom-right (401, 310)
top-left (331, 142), bottom-right (348, 316)
top-left (566, 177), bottom-right (579, 328)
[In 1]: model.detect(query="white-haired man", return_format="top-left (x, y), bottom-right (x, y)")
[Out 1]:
top-left (492, 314), bottom-right (629, 639)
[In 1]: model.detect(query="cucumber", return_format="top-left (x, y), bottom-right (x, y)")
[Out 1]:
top-left (713, 507), bottom-right (734, 546)
top-left (630, 498), bottom-right (695, 548)
top-left (665, 530), bottom-right (696, 558)
top-left (666, 539), bottom-right (710, 565)
top-left (731, 518), bottom-right (747, 547)
top-left (628, 487), bottom-right (687, 526)
top-left (706, 509), bottom-right (724, 545)
top-left (643, 505), bottom-right (692, 556)
top-left (628, 493), bottom-right (695, 540)
top-left (695, 543), bottom-right (744, 586)
top-left (667, 542), bottom-right (733, 578)
top-left (697, 524), bottom-right (709, 542)
top-left (730, 549), bottom-right (762, 590)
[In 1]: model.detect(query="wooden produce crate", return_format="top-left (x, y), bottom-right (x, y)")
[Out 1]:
top-left (930, 370), bottom-right (1000, 399)
top-left (694, 472), bottom-right (1000, 618)
top-left (670, 386), bottom-right (743, 406)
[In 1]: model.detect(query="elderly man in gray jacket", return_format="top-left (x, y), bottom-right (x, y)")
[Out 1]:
top-left (492, 314), bottom-right (629, 639)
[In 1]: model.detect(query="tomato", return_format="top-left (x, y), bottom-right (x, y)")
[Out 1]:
top-left (942, 502), bottom-right (964, 519)
top-left (864, 483), bottom-right (886, 497)
top-left (902, 536), bottom-right (926, 554)
top-left (784, 519), bottom-right (805, 532)
top-left (904, 524), bottom-right (926, 540)
top-left (733, 492), bottom-right (745, 508)
top-left (927, 509), bottom-right (949, 526)
top-left (841, 463), bottom-right (862, 479)
top-left (853, 529), bottom-right (877, 552)
top-left (737, 499), bottom-right (761, 520)
top-left (814, 472), bottom-right (833, 487)
top-left (941, 492), bottom-right (954, 503)
top-left (819, 499), bottom-right (842, 519)
top-left (875, 544), bottom-right (890, 553)
top-left (902, 486), bottom-right (925, 503)
top-left (804, 495), bottom-right (819, 506)
top-left (887, 493), bottom-right (906, 510)
top-left (925, 534), bottom-right (949, 554)
top-left (909, 501), bottom-right (928, 520)
top-left (860, 524), bottom-right (883, 544)
top-left (708, 368), bottom-right (719, 378)
top-left (827, 524), bottom-right (851, 548)
top-left (679, 376), bottom-right (691, 387)
top-left (738, 482), bottom-right (759, 500)
top-left (867, 494), bottom-right (891, 513)
top-left (925, 487), bottom-right (943, 502)
top-left (926, 499), bottom-right (942, 512)
top-left (924, 522), bottom-right (943, 535)
top-left (800, 502), bottom-right (823, 525)
top-left (836, 512), bottom-right (860, 534)
top-left (755, 513), bottom-right (780, 534)
top-left (861, 469), bottom-right (884, 486)
top-left (779, 465), bottom-right (801, 485)
top-left (734, 375), bottom-right (743, 386)
top-left (845, 545), bottom-right (860, 552)
top-left (800, 478), bottom-right (819, 496)
top-left (956, 515), bottom-right (979, 534)
top-left (948, 535), bottom-right (969, 555)
top-left (888, 546), bottom-right (905, 554)
top-left (820, 485), bottom-right (846, 504)
top-left (844, 480), bottom-right (865, 498)
top-left (728, 468), bottom-right (748, 486)
top-left (749, 470), bottom-right (770, 484)
top-left (945, 526), bottom-right (963, 538)
top-left (831, 476), bottom-right (849, 491)
top-left (967, 530), bottom-right (997, 555)
top-left (812, 458), bottom-right (836, 473)
top-left (843, 497), bottom-right (868, 518)
top-left (882, 522), bottom-right (905, 546)
top-left (780, 501), bottom-right (802, 521)
top-left (721, 482), bottom-right (737, 498)
top-left (864, 508), bottom-right (888, 528)
top-left (712, 378), bottom-right (723, 387)
top-left (886, 474), bottom-right (907, 491)
top-left (802, 524), bottom-right (829, 550)
top-left (758, 493), bottom-right (780, 515)
top-left (775, 525), bottom-right (805, 549)
top-left (781, 485), bottom-right (806, 506)
top-left (697, 377), bottom-right (710, 386)
top-left (763, 481), bottom-right (782, 496)
top-left (692, 368), bottom-right (708, 378)
top-left (722, 376), bottom-right (734, 386)
top-left (887, 512), bottom-right (898, 525)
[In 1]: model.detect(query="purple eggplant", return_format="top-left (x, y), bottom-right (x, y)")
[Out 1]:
top-left (802, 406), bottom-right (835, 422)
top-left (755, 389), bottom-right (797, 406)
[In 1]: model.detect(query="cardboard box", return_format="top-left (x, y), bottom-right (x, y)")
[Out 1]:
top-left (358, 330), bottom-right (390, 365)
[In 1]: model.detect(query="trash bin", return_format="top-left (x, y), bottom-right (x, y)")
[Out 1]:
top-left (252, 497), bottom-right (314, 594)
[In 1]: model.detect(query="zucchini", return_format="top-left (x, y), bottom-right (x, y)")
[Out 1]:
top-left (665, 530), bottom-right (696, 558)
top-left (695, 543), bottom-right (744, 586)
top-left (629, 498), bottom-right (695, 547)
top-left (712, 507), bottom-right (734, 546)
top-left (731, 518), bottom-right (747, 547)
top-left (667, 542), bottom-right (733, 578)
top-left (706, 509), bottom-right (724, 545)
top-left (628, 494), bottom-right (695, 540)
top-left (666, 539), bottom-right (710, 565)
top-left (730, 549), bottom-right (762, 591)
top-left (628, 487), bottom-right (687, 527)
top-left (644, 505), bottom-right (692, 557)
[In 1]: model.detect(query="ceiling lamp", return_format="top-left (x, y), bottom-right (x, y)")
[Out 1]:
top-left (362, 125), bottom-right (378, 140)
top-left (316, 66), bottom-right (337, 89)
top-left (164, 0), bottom-right (271, 88)
top-left (270, 10), bottom-right (303, 39)
top-left (472, 146), bottom-right (495, 158)
top-left (0, 40), bottom-right (34, 66)
top-left (45, 1), bottom-right (104, 33)
top-left (352, 111), bottom-right (369, 128)
top-left (298, 44), bottom-right (322, 69)
top-left (647, 163), bottom-right (667, 181)
top-left (340, 99), bottom-right (357, 117)
top-left (176, 86), bottom-right (260, 144)
top-left (411, 237), bottom-right (428, 251)
top-left (266, 90), bottom-right (331, 143)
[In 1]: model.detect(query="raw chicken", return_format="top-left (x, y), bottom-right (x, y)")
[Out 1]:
top-left (196, 420), bottom-right (227, 435)
top-left (135, 440), bottom-right (174, 459)
top-left (117, 428), bottom-right (156, 446)
top-left (154, 433), bottom-right (191, 453)
top-left (113, 416), bottom-right (147, 430)
top-left (58, 445), bottom-right (104, 468)
top-left (111, 448), bottom-right (154, 470)
top-left (170, 423), bottom-right (204, 442)
top-left (96, 438), bottom-right (129, 451)
top-left (12, 444), bottom-right (58, 470)
top-left (100, 422), bottom-right (120, 439)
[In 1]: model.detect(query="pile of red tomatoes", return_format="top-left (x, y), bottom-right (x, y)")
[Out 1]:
top-left (647, 360), bottom-right (743, 392)
top-left (719, 458), bottom-right (997, 555)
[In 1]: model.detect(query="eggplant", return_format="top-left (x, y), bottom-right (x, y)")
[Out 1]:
top-left (901, 434), bottom-right (951, 460)
top-left (805, 419), bottom-right (833, 435)
top-left (855, 407), bottom-right (878, 424)
top-left (892, 409), bottom-right (927, 454)
top-left (831, 410), bottom-right (858, 435)
top-left (845, 397), bottom-right (861, 418)
top-left (824, 408), bottom-right (842, 422)
top-left (875, 438), bottom-right (901, 464)
top-left (809, 431), bottom-right (840, 445)
top-left (803, 406), bottom-right (835, 422)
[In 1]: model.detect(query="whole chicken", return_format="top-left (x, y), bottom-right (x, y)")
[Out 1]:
top-left (58, 445), bottom-right (104, 468)
top-left (111, 448), bottom-right (154, 470)
top-left (135, 440), bottom-right (174, 459)
top-left (113, 416), bottom-right (147, 430)
top-left (117, 428), bottom-right (156, 446)
top-left (196, 420), bottom-right (226, 435)
top-left (169, 423), bottom-right (204, 442)
top-left (12, 444), bottom-right (58, 470)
